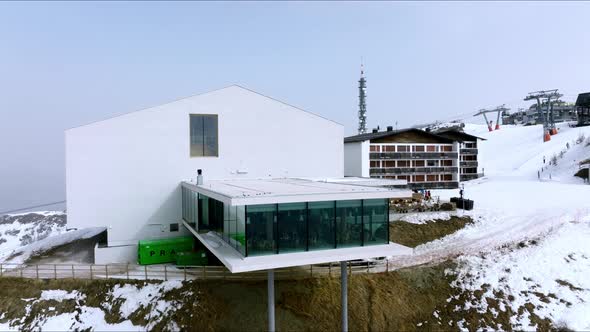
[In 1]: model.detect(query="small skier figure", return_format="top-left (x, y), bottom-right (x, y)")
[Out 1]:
top-left (543, 156), bottom-right (546, 164)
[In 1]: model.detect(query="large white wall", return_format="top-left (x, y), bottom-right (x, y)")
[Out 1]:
top-left (66, 86), bottom-right (343, 247)
top-left (344, 141), bottom-right (369, 177)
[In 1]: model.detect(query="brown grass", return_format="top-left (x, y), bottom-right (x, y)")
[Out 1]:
top-left (390, 216), bottom-right (473, 248)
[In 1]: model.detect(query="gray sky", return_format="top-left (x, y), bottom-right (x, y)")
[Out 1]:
top-left (0, 2), bottom-right (589, 212)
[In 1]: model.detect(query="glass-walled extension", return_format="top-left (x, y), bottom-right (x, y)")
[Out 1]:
top-left (182, 186), bottom-right (246, 256)
top-left (182, 186), bottom-right (390, 257)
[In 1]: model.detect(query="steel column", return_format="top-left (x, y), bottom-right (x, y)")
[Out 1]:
top-left (341, 261), bottom-right (348, 332)
top-left (482, 113), bottom-right (492, 131)
top-left (268, 269), bottom-right (275, 332)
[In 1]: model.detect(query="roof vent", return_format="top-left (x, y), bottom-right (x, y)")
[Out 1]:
top-left (387, 126), bottom-right (393, 132)
top-left (372, 128), bottom-right (378, 133)
top-left (197, 169), bottom-right (203, 185)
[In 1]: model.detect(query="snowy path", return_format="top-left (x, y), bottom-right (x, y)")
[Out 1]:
top-left (388, 123), bottom-right (590, 269)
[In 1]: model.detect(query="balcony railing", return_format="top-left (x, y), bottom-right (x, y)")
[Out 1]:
top-left (460, 173), bottom-right (483, 181)
top-left (370, 167), bottom-right (459, 175)
top-left (407, 181), bottom-right (460, 190)
top-left (460, 148), bottom-right (478, 154)
top-left (460, 161), bottom-right (478, 167)
top-left (369, 152), bottom-right (458, 160)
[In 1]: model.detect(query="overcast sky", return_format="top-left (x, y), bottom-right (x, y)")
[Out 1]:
top-left (0, 2), bottom-right (589, 212)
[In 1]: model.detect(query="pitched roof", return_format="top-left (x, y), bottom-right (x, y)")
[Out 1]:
top-left (433, 128), bottom-right (487, 142)
top-left (576, 92), bottom-right (590, 107)
top-left (344, 128), bottom-right (454, 143)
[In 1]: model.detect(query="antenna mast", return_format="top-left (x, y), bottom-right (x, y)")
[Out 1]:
top-left (358, 62), bottom-right (367, 134)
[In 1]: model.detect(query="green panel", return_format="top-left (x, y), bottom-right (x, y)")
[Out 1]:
top-left (138, 236), bottom-right (195, 265)
top-left (175, 250), bottom-right (208, 266)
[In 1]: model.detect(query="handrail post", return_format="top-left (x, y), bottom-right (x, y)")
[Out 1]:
top-left (164, 265), bottom-right (168, 281)
top-left (36, 265), bottom-right (39, 280)
top-left (329, 263), bottom-right (331, 277)
top-left (54, 265), bottom-right (57, 280)
top-left (203, 266), bottom-right (206, 279)
top-left (367, 261), bottom-right (370, 273)
top-left (72, 264), bottom-right (75, 279)
top-left (90, 265), bottom-right (93, 280)
top-left (183, 265), bottom-right (187, 281)
top-left (105, 265), bottom-right (108, 279)
top-left (386, 259), bottom-right (389, 273)
top-left (310, 265), bottom-right (313, 277)
top-left (20, 265), bottom-right (23, 278)
top-left (126, 263), bottom-right (129, 280)
top-left (0, 264), bottom-right (2, 277)
top-left (144, 265), bottom-right (148, 280)
top-left (348, 261), bottom-right (351, 276)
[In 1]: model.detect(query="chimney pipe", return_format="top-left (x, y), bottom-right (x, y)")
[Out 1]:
top-left (372, 128), bottom-right (378, 133)
top-left (197, 169), bottom-right (203, 185)
top-left (387, 126), bottom-right (393, 132)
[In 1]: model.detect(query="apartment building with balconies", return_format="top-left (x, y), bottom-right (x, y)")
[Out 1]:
top-left (344, 127), bottom-right (461, 189)
top-left (433, 129), bottom-right (485, 182)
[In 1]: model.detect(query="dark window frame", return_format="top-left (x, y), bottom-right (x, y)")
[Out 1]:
top-left (189, 114), bottom-right (219, 157)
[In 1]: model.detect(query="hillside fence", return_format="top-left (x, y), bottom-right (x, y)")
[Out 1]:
top-left (0, 260), bottom-right (396, 282)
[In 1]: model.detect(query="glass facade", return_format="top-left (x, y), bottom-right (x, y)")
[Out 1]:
top-left (182, 185), bottom-right (390, 257)
top-left (277, 203), bottom-right (307, 253)
top-left (362, 199), bottom-right (389, 246)
top-left (246, 204), bottom-right (277, 256)
top-left (308, 201), bottom-right (335, 250)
top-left (335, 200), bottom-right (363, 248)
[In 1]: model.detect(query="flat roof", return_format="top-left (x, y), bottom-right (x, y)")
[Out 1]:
top-left (184, 221), bottom-right (413, 273)
top-left (182, 178), bottom-right (412, 206)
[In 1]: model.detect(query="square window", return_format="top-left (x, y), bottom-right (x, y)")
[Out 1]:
top-left (170, 223), bottom-right (179, 232)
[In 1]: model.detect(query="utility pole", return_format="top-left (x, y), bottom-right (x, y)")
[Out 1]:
top-left (358, 63), bottom-right (367, 134)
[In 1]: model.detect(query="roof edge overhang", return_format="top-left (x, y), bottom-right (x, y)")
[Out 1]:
top-left (181, 181), bottom-right (411, 206)
top-left (183, 221), bottom-right (413, 273)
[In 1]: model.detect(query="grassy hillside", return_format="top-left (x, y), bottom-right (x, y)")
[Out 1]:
top-left (0, 262), bottom-right (457, 331)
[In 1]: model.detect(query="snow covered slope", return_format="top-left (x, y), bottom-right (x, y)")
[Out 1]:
top-left (414, 123), bottom-right (590, 330)
top-left (471, 122), bottom-right (590, 180)
top-left (0, 212), bottom-right (66, 262)
top-left (0, 212), bottom-right (105, 264)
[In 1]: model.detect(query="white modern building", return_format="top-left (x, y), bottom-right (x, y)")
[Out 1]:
top-left (66, 85), bottom-right (411, 264)
top-left (66, 85), bottom-right (413, 331)
top-left (66, 85), bottom-right (344, 263)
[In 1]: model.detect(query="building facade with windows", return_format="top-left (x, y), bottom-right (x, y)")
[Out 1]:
top-left (576, 92), bottom-right (590, 127)
top-left (433, 129), bottom-right (485, 181)
top-left (65, 85), bottom-right (346, 263)
top-left (344, 128), bottom-right (462, 189)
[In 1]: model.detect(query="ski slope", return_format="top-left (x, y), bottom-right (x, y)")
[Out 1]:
top-left (390, 122), bottom-right (590, 330)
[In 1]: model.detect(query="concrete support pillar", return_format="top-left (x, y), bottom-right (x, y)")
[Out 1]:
top-left (268, 269), bottom-right (275, 332)
top-left (341, 261), bottom-right (348, 332)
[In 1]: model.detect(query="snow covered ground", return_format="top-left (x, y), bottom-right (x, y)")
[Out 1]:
top-left (0, 212), bottom-right (67, 262)
top-left (391, 122), bottom-right (590, 330)
top-left (0, 281), bottom-right (186, 331)
top-left (0, 212), bottom-right (105, 264)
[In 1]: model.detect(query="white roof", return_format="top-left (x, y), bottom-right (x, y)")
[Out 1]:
top-left (182, 178), bottom-right (411, 206)
top-left (184, 222), bottom-right (413, 273)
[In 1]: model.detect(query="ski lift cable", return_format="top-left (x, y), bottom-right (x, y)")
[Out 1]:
top-left (0, 200), bottom-right (66, 216)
